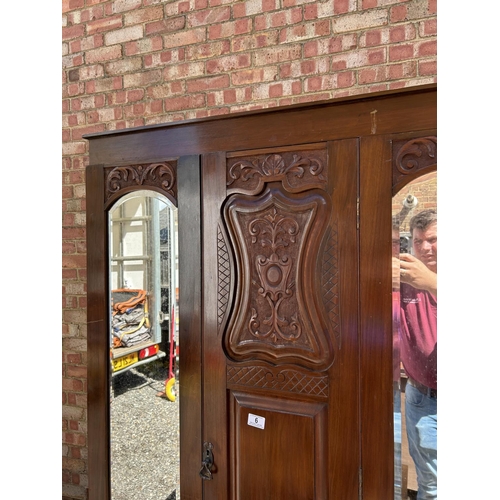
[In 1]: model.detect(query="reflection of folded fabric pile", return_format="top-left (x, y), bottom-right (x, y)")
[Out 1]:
top-left (111, 289), bottom-right (151, 348)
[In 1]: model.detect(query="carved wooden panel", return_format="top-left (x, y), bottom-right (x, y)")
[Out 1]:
top-left (227, 147), bottom-right (328, 196)
top-left (392, 136), bottom-right (437, 195)
top-left (104, 160), bottom-right (178, 206)
top-left (230, 391), bottom-right (328, 500)
top-left (223, 184), bottom-right (335, 370)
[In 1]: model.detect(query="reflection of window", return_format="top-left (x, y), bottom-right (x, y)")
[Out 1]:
top-left (160, 227), bottom-right (169, 245)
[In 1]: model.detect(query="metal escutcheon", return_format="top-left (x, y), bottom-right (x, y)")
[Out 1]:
top-left (199, 442), bottom-right (215, 480)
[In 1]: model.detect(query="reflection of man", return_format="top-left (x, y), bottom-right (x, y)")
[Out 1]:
top-left (399, 209), bottom-right (437, 499)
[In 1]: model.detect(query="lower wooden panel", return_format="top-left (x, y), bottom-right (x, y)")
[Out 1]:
top-left (230, 391), bottom-right (328, 500)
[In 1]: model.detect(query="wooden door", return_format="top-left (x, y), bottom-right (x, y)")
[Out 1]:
top-left (200, 140), bottom-right (359, 499)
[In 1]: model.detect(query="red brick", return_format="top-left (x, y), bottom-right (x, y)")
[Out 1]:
top-left (361, 0), bottom-right (377, 8)
top-left (358, 66), bottom-right (388, 84)
top-left (124, 5), bottom-right (163, 25)
top-left (62, 25), bottom-right (85, 41)
top-left (85, 45), bottom-right (122, 64)
top-left (206, 54), bottom-right (250, 74)
top-left (269, 83), bottom-right (283, 98)
top-left (105, 25), bottom-right (143, 45)
top-left (67, 365), bottom-right (87, 378)
top-left (263, 0), bottom-right (277, 11)
top-left (145, 16), bottom-right (186, 36)
top-left (63, 254), bottom-right (87, 269)
top-left (232, 32), bottom-right (278, 52)
top-left (419, 59), bottom-right (437, 76)
top-left (125, 37), bottom-right (163, 56)
top-left (114, 0), bottom-right (142, 12)
top-left (208, 19), bottom-right (251, 40)
top-left (233, 2), bottom-right (246, 17)
top-left (390, 25), bottom-right (410, 43)
top-left (368, 48), bottom-right (386, 65)
top-left (253, 44), bottom-right (302, 65)
top-left (365, 29), bottom-right (382, 47)
top-left (187, 7), bottom-right (231, 27)
top-left (186, 74), bottom-right (230, 92)
top-left (388, 61), bottom-right (417, 80)
top-left (233, 68), bottom-right (271, 86)
top-left (334, 0), bottom-right (351, 15)
top-left (420, 19), bottom-right (437, 37)
top-left (87, 16), bottom-right (122, 35)
top-left (62, 0), bottom-right (85, 13)
top-left (165, 27), bottom-right (206, 48)
top-left (186, 40), bottom-right (231, 60)
top-left (389, 43), bottom-right (414, 61)
top-left (417, 40), bottom-right (437, 57)
top-left (164, 94), bottom-right (206, 111)
top-left (223, 89), bottom-right (237, 104)
top-left (390, 5), bottom-right (407, 23)
top-left (81, 5), bottom-right (105, 23)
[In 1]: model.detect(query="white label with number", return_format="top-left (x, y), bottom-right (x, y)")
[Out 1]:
top-left (247, 413), bottom-right (266, 430)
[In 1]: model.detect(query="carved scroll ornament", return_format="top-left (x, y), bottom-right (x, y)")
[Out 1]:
top-left (105, 161), bottom-right (177, 203)
top-left (395, 136), bottom-right (436, 174)
top-left (227, 150), bottom-right (327, 195)
top-left (393, 136), bottom-right (437, 193)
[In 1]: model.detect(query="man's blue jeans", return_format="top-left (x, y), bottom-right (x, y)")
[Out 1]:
top-left (405, 382), bottom-right (437, 499)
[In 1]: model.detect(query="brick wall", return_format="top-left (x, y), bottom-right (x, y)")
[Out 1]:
top-left (62, 1), bottom-right (436, 498)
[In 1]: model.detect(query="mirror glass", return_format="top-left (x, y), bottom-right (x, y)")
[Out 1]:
top-left (108, 190), bottom-right (180, 500)
top-left (392, 172), bottom-right (437, 499)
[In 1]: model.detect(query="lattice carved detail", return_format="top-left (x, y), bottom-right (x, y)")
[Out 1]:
top-left (223, 185), bottom-right (335, 370)
top-left (321, 222), bottom-right (341, 348)
top-left (217, 223), bottom-right (232, 334)
top-left (227, 150), bottom-right (327, 195)
top-left (105, 161), bottom-right (177, 202)
top-left (227, 365), bottom-right (329, 398)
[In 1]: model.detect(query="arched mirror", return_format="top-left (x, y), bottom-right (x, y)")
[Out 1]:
top-left (108, 189), bottom-right (180, 500)
top-left (391, 139), bottom-right (437, 499)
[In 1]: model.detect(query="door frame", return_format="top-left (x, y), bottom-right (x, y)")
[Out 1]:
top-left (85, 84), bottom-right (437, 500)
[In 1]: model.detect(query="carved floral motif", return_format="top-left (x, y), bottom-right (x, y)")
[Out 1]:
top-left (249, 208), bottom-right (301, 342)
top-left (227, 151), bottom-right (327, 194)
top-left (105, 162), bottom-right (177, 201)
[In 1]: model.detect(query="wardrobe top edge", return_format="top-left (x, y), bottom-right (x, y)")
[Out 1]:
top-left (83, 84), bottom-right (437, 141)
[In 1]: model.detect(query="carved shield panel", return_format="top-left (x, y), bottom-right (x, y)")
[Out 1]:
top-left (223, 185), bottom-right (335, 370)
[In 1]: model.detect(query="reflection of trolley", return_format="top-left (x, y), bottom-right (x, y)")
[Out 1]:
top-left (110, 289), bottom-right (166, 373)
top-left (164, 305), bottom-right (177, 402)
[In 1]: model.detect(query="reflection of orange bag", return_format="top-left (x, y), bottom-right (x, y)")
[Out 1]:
top-left (111, 289), bottom-right (151, 348)
top-left (112, 289), bottom-right (147, 315)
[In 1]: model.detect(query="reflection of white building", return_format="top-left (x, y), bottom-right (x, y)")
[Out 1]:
top-left (109, 191), bottom-right (178, 372)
